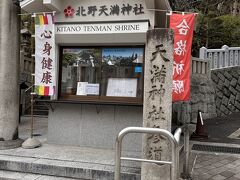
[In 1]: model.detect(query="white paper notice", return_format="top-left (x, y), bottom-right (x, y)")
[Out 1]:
top-left (106, 78), bottom-right (137, 97)
top-left (86, 84), bottom-right (100, 95)
top-left (76, 82), bottom-right (88, 95)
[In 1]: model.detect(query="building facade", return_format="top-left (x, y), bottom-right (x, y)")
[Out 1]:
top-left (21, 0), bottom-right (171, 151)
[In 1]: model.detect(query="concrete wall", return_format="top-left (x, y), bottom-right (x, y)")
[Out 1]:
top-left (48, 104), bottom-right (143, 151)
top-left (211, 66), bottom-right (240, 116)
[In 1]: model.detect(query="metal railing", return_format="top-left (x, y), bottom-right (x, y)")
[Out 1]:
top-left (114, 125), bottom-right (190, 180)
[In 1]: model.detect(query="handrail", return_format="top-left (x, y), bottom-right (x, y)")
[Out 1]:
top-left (174, 125), bottom-right (190, 179)
top-left (115, 127), bottom-right (180, 180)
top-left (173, 127), bottom-right (182, 144)
top-left (114, 125), bottom-right (190, 180)
top-left (25, 84), bottom-right (34, 93)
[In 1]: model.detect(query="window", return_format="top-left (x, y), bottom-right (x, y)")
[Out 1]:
top-left (60, 47), bottom-right (144, 105)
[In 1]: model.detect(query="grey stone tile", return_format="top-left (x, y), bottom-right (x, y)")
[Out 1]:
top-left (234, 173), bottom-right (240, 178)
top-left (227, 168), bottom-right (240, 174)
top-left (192, 173), bottom-right (212, 180)
top-left (235, 168), bottom-right (240, 173)
top-left (225, 164), bottom-right (237, 169)
top-left (231, 160), bottom-right (240, 166)
top-left (227, 157), bottom-right (239, 162)
top-left (211, 174), bottom-right (227, 180)
top-left (204, 165), bottom-right (218, 170)
top-left (208, 166), bottom-right (230, 176)
top-left (226, 177), bottom-right (240, 180)
top-left (220, 171), bottom-right (236, 178)
top-left (213, 162), bottom-right (224, 168)
top-left (208, 169), bottom-right (225, 176)
top-left (219, 160), bottom-right (232, 165)
top-left (194, 164), bottom-right (204, 169)
top-left (23, 174), bottom-right (42, 180)
top-left (192, 174), bottom-right (201, 180)
top-left (196, 167), bottom-right (211, 174)
top-left (211, 159), bottom-right (224, 164)
top-left (200, 161), bottom-right (214, 166)
top-left (201, 173), bottom-right (212, 179)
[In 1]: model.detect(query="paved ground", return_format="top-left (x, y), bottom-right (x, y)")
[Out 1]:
top-left (191, 152), bottom-right (240, 180)
top-left (196, 112), bottom-right (240, 144)
top-left (17, 114), bottom-right (240, 180)
top-left (190, 112), bottom-right (240, 180)
top-left (19, 116), bottom-right (48, 143)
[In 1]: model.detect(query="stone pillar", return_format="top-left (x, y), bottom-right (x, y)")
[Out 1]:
top-left (142, 29), bottom-right (174, 180)
top-left (0, 0), bottom-right (22, 149)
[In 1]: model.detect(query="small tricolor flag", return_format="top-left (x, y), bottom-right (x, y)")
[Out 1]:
top-left (35, 85), bottom-right (55, 96)
top-left (35, 14), bottom-right (54, 25)
top-left (35, 13), bottom-right (56, 96)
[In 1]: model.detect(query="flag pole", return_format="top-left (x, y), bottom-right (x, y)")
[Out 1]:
top-left (18, 11), bottom-right (56, 16)
top-left (22, 78), bottom-right (41, 149)
top-left (22, 15), bottom-right (41, 149)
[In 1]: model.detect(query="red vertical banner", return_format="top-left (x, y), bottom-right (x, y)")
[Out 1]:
top-left (170, 13), bottom-right (195, 102)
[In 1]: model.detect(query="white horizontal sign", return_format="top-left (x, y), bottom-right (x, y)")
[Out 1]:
top-left (55, 22), bottom-right (148, 34)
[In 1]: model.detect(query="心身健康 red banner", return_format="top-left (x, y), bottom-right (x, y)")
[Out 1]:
top-left (35, 14), bottom-right (56, 96)
top-left (170, 13), bottom-right (195, 102)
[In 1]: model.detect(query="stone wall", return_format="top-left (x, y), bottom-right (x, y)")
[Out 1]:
top-left (211, 66), bottom-right (240, 116)
top-left (172, 57), bottom-right (217, 124)
top-left (190, 73), bottom-right (217, 122)
top-left (173, 62), bottom-right (240, 123)
top-left (173, 74), bottom-right (217, 124)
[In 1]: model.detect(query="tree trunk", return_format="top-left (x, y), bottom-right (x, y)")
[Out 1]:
top-left (233, 0), bottom-right (238, 16)
top-left (0, 0), bottom-right (22, 149)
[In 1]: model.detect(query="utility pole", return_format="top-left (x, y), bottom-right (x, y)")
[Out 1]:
top-left (0, 0), bottom-right (23, 149)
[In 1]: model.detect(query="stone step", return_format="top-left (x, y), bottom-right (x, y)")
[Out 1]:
top-left (33, 104), bottom-right (49, 116)
top-left (0, 154), bottom-right (140, 180)
top-left (22, 114), bottom-right (48, 118)
top-left (33, 104), bottom-right (49, 109)
top-left (33, 109), bottom-right (49, 116)
top-left (33, 106), bottom-right (48, 111)
top-left (0, 170), bottom-right (81, 180)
